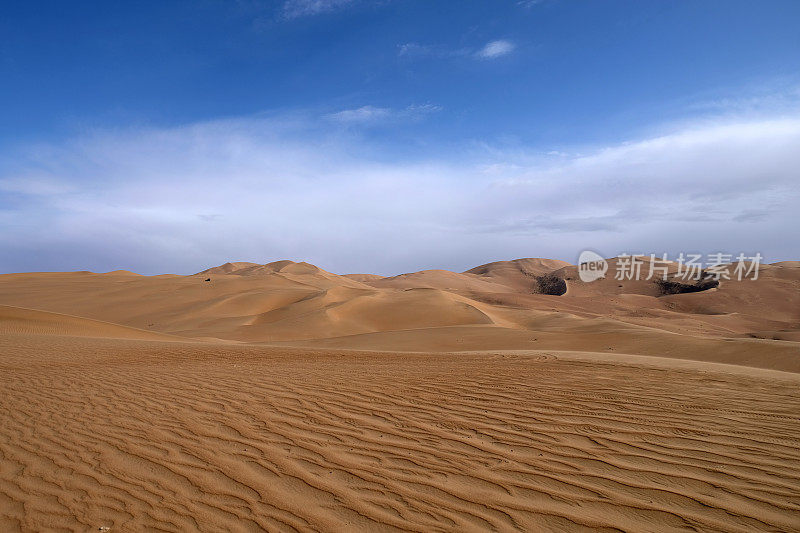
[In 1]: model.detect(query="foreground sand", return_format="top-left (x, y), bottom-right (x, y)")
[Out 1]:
top-left (2, 332), bottom-right (800, 531)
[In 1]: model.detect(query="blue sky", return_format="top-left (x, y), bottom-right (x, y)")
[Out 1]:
top-left (1, 0), bottom-right (799, 274)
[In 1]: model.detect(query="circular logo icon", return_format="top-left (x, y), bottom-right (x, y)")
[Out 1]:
top-left (578, 250), bottom-right (608, 282)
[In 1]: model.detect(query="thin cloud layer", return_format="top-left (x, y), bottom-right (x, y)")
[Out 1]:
top-left (327, 105), bottom-right (392, 123)
top-left (326, 104), bottom-right (441, 124)
top-left (0, 110), bottom-right (798, 275)
top-left (398, 40), bottom-right (515, 61)
top-left (476, 40), bottom-right (515, 59)
top-left (282, 0), bottom-right (354, 18)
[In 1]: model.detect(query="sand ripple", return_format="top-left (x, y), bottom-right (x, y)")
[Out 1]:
top-left (2, 335), bottom-right (800, 531)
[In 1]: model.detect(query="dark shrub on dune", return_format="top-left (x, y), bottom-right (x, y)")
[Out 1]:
top-left (535, 274), bottom-right (567, 296)
top-left (656, 278), bottom-right (719, 295)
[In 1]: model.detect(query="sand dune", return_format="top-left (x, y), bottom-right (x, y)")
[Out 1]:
top-left (343, 273), bottom-right (386, 282)
top-left (465, 257), bottom-right (573, 292)
top-left (367, 269), bottom-right (512, 293)
top-left (2, 257), bottom-right (799, 531)
top-left (0, 257), bottom-right (797, 369)
top-left (0, 305), bottom-right (179, 341)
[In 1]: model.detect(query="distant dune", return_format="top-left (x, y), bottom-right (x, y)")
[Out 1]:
top-left (0, 257), bottom-right (797, 370)
top-left (2, 257), bottom-right (800, 531)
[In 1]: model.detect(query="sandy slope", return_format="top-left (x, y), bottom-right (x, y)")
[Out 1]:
top-left (0, 305), bottom-right (181, 341)
top-left (2, 333), bottom-right (800, 532)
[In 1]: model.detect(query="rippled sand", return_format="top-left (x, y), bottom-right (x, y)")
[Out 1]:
top-left (2, 333), bottom-right (799, 531)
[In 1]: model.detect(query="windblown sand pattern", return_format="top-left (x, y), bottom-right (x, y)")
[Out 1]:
top-left (2, 333), bottom-right (799, 531)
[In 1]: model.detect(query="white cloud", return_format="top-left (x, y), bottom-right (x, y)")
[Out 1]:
top-left (404, 103), bottom-right (443, 117)
top-left (0, 108), bottom-right (798, 275)
top-left (326, 105), bottom-right (392, 123)
top-left (282, 0), bottom-right (354, 18)
top-left (326, 104), bottom-right (441, 124)
top-left (399, 40), bottom-right (515, 61)
top-left (688, 83), bottom-right (800, 115)
top-left (476, 40), bottom-right (515, 59)
top-left (479, 117), bottom-right (800, 230)
top-left (398, 42), bottom-right (431, 57)
top-left (397, 42), bottom-right (471, 59)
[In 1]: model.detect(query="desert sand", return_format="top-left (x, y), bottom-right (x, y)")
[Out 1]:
top-left (1, 258), bottom-right (799, 531)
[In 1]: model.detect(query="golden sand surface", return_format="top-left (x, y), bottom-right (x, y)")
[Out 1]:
top-left (1, 258), bottom-right (799, 531)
